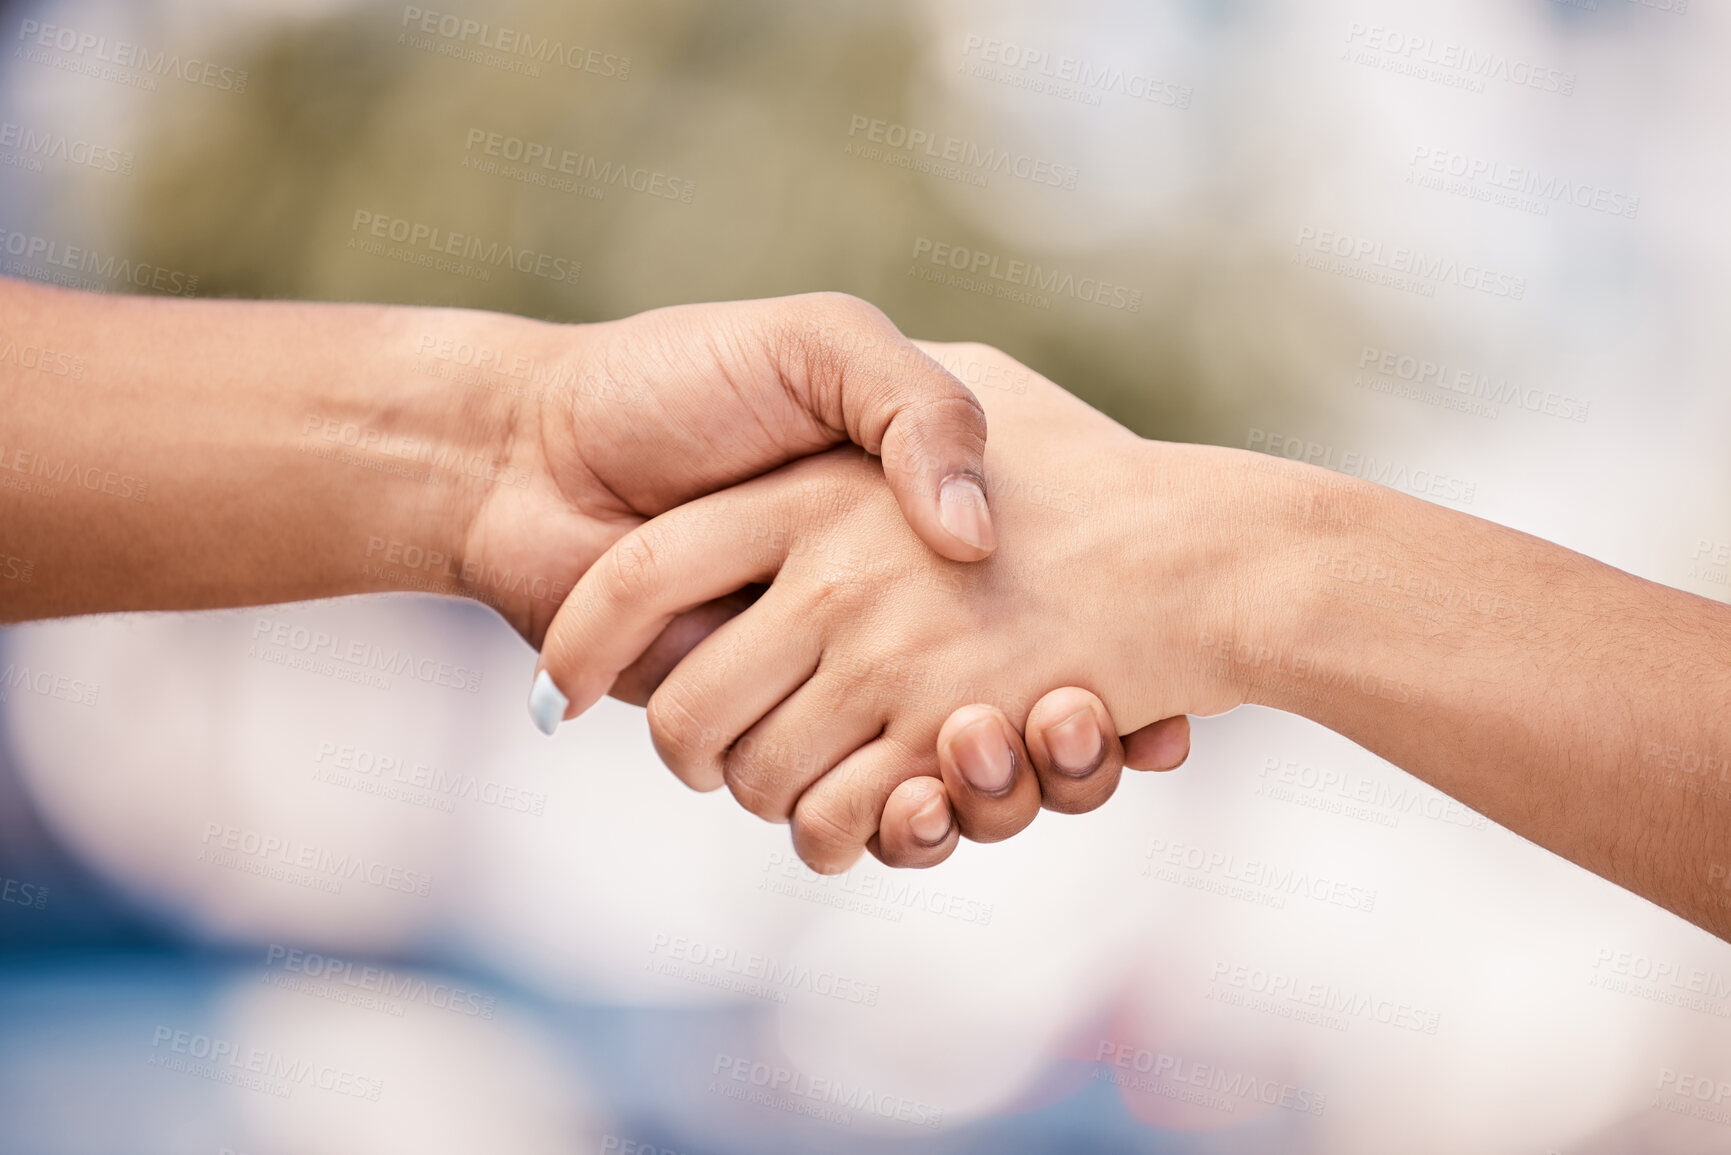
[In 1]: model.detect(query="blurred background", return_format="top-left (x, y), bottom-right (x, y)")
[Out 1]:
top-left (3, 0), bottom-right (1730, 1151)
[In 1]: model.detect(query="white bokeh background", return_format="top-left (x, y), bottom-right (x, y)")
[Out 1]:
top-left (3, 0), bottom-right (1730, 1152)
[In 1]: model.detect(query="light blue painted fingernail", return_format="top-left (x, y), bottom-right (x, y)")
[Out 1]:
top-left (528, 669), bottom-right (568, 736)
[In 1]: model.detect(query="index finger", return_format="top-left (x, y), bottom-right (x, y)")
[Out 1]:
top-left (530, 453), bottom-right (854, 728)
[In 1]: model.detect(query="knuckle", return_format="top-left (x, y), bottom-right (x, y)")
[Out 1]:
top-left (884, 394), bottom-right (987, 482)
top-left (605, 529), bottom-right (666, 603)
top-left (782, 292), bottom-right (885, 358)
top-left (723, 727), bottom-right (829, 822)
top-left (645, 682), bottom-right (722, 779)
top-left (792, 799), bottom-right (866, 868)
top-left (729, 727), bottom-right (819, 781)
top-left (806, 290), bottom-right (883, 326)
top-left (798, 569), bottom-right (866, 620)
top-left (722, 759), bottom-right (789, 822)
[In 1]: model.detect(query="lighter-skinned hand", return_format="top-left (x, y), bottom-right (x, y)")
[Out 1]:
top-left (536, 343), bottom-right (1273, 872)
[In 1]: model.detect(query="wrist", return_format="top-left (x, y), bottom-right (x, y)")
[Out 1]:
top-left (336, 304), bottom-right (537, 606)
top-left (1116, 441), bottom-right (1280, 719)
top-left (1193, 447), bottom-right (1414, 719)
top-left (420, 308), bottom-right (626, 640)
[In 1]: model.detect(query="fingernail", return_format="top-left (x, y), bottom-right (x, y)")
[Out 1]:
top-left (528, 669), bottom-right (568, 736)
top-left (939, 476), bottom-right (996, 552)
top-left (1046, 707), bottom-right (1104, 777)
top-left (952, 718), bottom-right (1014, 795)
top-left (908, 794), bottom-right (953, 846)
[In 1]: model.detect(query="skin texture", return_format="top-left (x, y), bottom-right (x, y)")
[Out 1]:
top-left (1, 278), bottom-right (1167, 872)
top-left (10, 278), bottom-right (1731, 942)
top-left (0, 280), bottom-right (996, 643)
top-left (0, 278), bottom-right (1159, 857)
top-left (548, 342), bottom-right (1731, 944)
top-left (537, 347), bottom-right (1260, 872)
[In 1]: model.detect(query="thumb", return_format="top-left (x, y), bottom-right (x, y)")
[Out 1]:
top-left (775, 294), bottom-right (995, 562)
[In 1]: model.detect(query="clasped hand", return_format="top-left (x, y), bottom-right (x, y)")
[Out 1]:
top-left (539, 341), bottom-right (1255, 872)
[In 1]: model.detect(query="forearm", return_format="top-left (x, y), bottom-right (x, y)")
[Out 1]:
top-left (0, 278), bottom-right (528, 620)
top-left (1222, 452), bottom-right (1731, 936)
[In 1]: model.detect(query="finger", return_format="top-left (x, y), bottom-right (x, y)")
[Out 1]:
top-left (724, 665), bottom-right (886, 823)
top-left (937, 705), bottom-right (1042, 844)
top-left (608, 586), bottom-right (764, 707)
top-left (1020, 687), bottom-right (1127, 815)
top-left (1123, 715), bottom-right (1192, 771)
top-left (779, 294), bottom-right (994, 562)
top-left (872, 776), bottom-right (959, 869)
top-left (530, 457), bottom-right (837, 731)
top-left (642, 583), bottom-right (822, 792)
top-left (790, 733), bottom-right (932, 874)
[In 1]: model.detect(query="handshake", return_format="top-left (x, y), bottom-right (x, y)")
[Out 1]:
top-left (499, 292), bottom-right (1275, 873)
top-left (7, 277), bottom-right (1721, 935)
